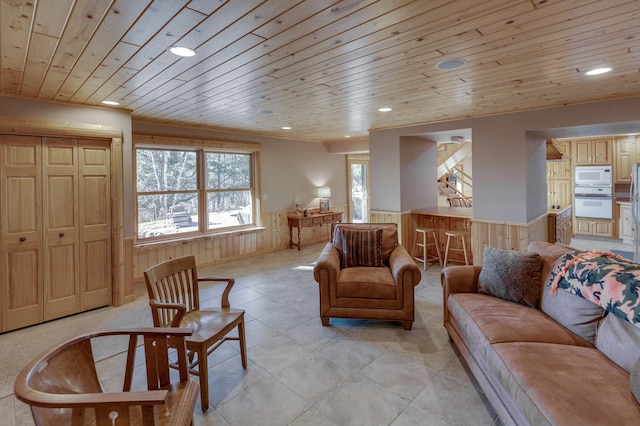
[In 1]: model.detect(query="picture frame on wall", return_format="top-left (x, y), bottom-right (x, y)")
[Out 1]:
top-left (320, 199), bottom-right (330, 212)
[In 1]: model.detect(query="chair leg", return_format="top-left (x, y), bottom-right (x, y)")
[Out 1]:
top-left (461, 237), bottom-right (469, 265)
top-left (198, 347), bottom-right (209, 412)
top-left (238, 318), bottom-right (248, 369)
top-left (443, 234), bottom-right (451, 267)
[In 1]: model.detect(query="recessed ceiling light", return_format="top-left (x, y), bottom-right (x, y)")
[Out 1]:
top-left (169, 46), bottom-right (196, 57)
top-left (101, 100), bottom-right (119, 106)
top-left (435, 59), bottom-right (466, 70)
top-left (585, 67), bottom-right (612, 75)
top-left (345, 135), bottom-right (351, 138)
top-left (282, 126), bottom-right (292, 130)
top-left (378, 107), bottom-right (392, 112)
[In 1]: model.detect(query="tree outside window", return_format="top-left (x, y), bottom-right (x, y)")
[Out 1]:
top-left (136, 147), bottom-right (254, 239)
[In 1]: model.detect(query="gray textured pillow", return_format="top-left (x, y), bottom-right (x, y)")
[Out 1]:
top-left (632, 357), bottom-right (640, 404)
top-left (478, 247), bottom-right (542, 308)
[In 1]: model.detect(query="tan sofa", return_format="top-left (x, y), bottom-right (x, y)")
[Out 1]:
top-left (442, 241), bottom-right (640, 425)
top-left (313, 223), bottom-right (421, 329)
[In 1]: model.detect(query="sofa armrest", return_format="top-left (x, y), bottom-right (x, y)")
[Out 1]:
top-left (441, 265), bottom-right (482, 294)
top-left (441, 265), bottom-right (482, 325)
top-left (389, 245), bottom-right (421, 286)
top-left (313, 242), bottom-right (340, 284)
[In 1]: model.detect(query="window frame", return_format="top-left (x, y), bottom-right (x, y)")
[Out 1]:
top-left (133, 135), bottom-right (262, 243)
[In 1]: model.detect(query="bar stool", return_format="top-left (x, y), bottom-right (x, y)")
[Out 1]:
top-left (412, 228), bottom-right (442, 270)
top-left (443, 231), bottom-right (470, 267)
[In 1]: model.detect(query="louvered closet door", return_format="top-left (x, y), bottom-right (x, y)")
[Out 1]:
top-left (78, 139), bottom-right (111, 310)
top-left (0, 135), bottom-right (43, 332)
top-left (43, 138), bottom-right (80, 321)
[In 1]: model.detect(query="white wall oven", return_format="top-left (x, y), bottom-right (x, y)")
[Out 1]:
top-left (574, 165), bottom-right (612, 220)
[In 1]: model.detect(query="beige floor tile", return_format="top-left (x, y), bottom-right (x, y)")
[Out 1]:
top-left (256, 306), bottom-right (314, 332)
top-left (359, 352), bottom-right (439, 400)
top-left (243, 318), bottom-right (280, 349)
top-left (289, 407), bottom-right (339, 426)
top-left (216, 375), bottom-right (311, 426)
top-left (390, 404), bottom-right (449, 426)
top-left (205, 355), bottom-right (272, 408)
top-left (282, 317), bottom-right (346, 350)
top-left (316, 337), bottom-right (386, 373)
top-left (316, 375), bottom-right (409, 426)
top-left (411, 373), bottom-right (496, 425)
top-left (249, 335), bottom-right (312, 373)
top-left (272, 352), bottom-right (352, 403)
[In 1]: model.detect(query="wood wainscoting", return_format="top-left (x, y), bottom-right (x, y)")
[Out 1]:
top-left (132, 206), bottom-right (346, 282)
top-left (470, 213), bottom-right (547, 265)
top-left (370, 211), bottom-right (413, 247)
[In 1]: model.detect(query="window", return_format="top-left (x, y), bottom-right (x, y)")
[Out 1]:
top-left (135, 137), bottom-right (259, 241)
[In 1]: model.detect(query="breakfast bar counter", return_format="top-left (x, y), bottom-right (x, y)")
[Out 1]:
top-left (411, 207), bottom-right (473, 265)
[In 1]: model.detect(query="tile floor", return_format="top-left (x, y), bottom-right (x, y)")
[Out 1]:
top-left (2, 241), bottom-right (516, 426)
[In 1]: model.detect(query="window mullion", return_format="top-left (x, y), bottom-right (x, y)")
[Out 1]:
top-left (197, 149), bottom-right (206, 232)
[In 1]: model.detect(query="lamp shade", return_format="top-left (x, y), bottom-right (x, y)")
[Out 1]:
top-left (316, 186), bottom-right (331, 198)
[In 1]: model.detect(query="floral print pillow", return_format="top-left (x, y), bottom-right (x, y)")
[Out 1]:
top-left (548, 250), bottom-right (640, 328)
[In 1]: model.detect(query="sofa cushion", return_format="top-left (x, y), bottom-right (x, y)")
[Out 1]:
top-left (332, 223), bottom-right (398, 264)
top-left (529, 243), bottom-right (606, 345)
top-left (448, 294), bottom-right (591, 363)
top-left (339, 228), bottom-right (384, 268)
top-left (478, 247), bottom-right (542, 308)
top-left (632, 357), bottom-right (640, 404)
top-left (540, 280), bottom-right (605, 345)
top-left (489, 342), bottom-right (640, 425)
top-left (595, 313), bottom-right (640, 373)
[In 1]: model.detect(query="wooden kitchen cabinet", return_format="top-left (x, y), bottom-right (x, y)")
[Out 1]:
top-left (0, 135), bottom-right (111, 332)
top-left (548, 206), bottom-right (572, 245)
top-left (546, 140), bottom-right (572, 179)
top-left (547, 179), bottom-right (572, 210)
top-left (574, 218), bottom-right (613, 237)
top-left (619, 202), bottom-right (633, 244)
top-left (614, 135), bottom-right (637, 183)
top-left (574, 138), bottom-right (612, 165)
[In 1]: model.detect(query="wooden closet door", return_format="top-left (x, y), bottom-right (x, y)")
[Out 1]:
top-left (43, 138), bottom-right (80, 320)
top-left (0, 135), bottom-right (43, 332)
top-left (78, 139), bottom-right (111, 310)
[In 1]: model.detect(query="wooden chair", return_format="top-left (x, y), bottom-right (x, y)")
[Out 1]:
top-left (14, 327), bottom-right (199, 425)
top-left (144, 255), bottom-right (247, 411)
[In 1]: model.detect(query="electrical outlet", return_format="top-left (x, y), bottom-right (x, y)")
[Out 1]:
top-left (262, 194), bottom-right (268, 201)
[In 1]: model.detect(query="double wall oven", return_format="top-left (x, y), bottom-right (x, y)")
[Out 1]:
top-left (574, 165), bottom-right (612, 220)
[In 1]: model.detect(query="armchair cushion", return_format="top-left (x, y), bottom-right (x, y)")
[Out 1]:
top-left (340, 227), bottom-right (384, 267)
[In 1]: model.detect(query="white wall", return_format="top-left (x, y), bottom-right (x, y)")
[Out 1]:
top-left (399, 136), bottom-right (438, 212)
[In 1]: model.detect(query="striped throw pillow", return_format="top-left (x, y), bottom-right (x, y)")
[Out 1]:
top-left (340, 228), bottom-right (384, 267)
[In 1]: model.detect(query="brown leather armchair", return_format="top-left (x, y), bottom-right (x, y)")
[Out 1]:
top-left (313, 223), bottom-right (421, 330)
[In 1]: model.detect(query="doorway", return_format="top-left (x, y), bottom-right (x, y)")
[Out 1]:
top-left (347, 155), bottom-right (369, 223)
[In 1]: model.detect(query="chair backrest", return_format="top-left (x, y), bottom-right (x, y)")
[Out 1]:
top-left (14, 328), bottom-right (194, 425)
top-left (330, 223), bottom-right (399, 264)
top-left (144, 255), bottom-right (200, 327)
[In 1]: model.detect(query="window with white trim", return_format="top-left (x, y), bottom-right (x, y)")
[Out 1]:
top-left (135, 138), bottom-right (259, 241)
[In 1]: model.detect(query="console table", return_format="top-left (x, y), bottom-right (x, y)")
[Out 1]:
top-left (287, 212), bottom-right (342, 250)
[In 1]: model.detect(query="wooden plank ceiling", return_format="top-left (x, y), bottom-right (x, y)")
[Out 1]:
top-left (1, 0), bottom-right (638, 142)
